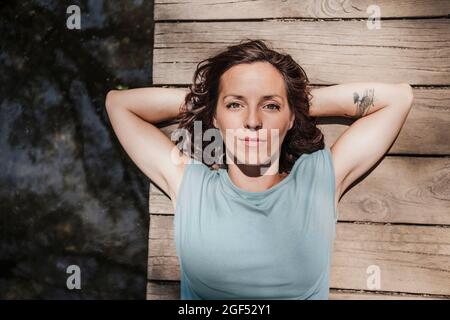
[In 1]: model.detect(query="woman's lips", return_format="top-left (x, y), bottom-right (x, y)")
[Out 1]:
top-left (238, 138), bottom-right (266, 146)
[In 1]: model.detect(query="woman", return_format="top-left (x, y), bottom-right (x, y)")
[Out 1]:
top-left (105, 39), bottom-right (414, 299)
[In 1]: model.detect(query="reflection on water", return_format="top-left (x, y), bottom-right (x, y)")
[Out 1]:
top-left (0, 0), bottom-right (153, 298)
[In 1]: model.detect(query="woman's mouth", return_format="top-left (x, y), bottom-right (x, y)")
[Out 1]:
top-left (238, 137), bottom-right (266, 147)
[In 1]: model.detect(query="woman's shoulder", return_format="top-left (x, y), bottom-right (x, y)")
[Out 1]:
top-left (180, 157), bottom-right (219, 187)
top-left (290, 146), bottom-right (330, 169)
top-left (290, 146), bottom-right (334, 184)
top-left (172, 157), bottom-right (218, 211)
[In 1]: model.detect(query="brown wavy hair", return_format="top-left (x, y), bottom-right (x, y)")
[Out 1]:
top-left (175, 38), bottom-right (324, 173)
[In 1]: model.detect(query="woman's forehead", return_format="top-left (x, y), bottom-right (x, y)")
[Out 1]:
top-left (219, 64), bottom-right (286, 98)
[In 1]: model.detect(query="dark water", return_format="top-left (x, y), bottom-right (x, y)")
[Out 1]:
top-left (0, 0), bottom-right (154, 299)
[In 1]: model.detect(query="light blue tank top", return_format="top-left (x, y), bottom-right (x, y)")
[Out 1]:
top-left (174, 146), bottom-right (338, 300)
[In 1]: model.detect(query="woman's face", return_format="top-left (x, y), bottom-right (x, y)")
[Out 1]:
top-left (213, 61), bottom-right (294, 167)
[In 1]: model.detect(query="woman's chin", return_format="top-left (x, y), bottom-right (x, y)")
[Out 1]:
top-left (231, 154), bottom-right (274, 167)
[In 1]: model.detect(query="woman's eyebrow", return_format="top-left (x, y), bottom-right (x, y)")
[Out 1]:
top-left (223, 95), bottom-right (284, 101)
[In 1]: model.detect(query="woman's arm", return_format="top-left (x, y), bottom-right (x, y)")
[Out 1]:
top-left (308, 82), bottom-right (414, 200)
top-left (105, 87), bottom-right (191, 201)
top-left (106, 87), bottom-right (189, 123)
top-left (309, 82), bottom-right (413, 118)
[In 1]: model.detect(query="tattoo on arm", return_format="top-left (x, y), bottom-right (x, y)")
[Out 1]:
top-left (345, 88), bottom-right (375, 118)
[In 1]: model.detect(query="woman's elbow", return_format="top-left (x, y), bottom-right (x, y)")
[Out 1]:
top-left (105, 90), bottom-right (119, 110)
top-left (398, 83), bottom-right (414, 108)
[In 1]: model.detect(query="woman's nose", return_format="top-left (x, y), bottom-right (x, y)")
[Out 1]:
top-left (244, 109), bottom-right (262, 130)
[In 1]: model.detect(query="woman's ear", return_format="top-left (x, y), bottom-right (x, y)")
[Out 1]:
top-left (288, 114), bottom-right (295, 130)
top-left (213, 117), bottom-right (218, 128)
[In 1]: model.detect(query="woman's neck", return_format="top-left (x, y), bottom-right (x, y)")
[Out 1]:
top-left (226, 161), bottom-right (287, 192)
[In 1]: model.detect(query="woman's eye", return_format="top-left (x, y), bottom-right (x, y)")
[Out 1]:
top-left (264, 104), bottom-right (280, 110)
top-left (226, 102), bottom-right (241, 109)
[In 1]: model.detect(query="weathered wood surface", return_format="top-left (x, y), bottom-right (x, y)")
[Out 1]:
top-left (147, 281), bottom-right (448, 300)
top-left (154, 87), bottom-right (450, 155)
top-left (155, 0), bottom-right (450, 20)
top-left (148, 215), bottom-right (450, 296)
top-left (153, 20), bottom-right (450, 85)
top-left (149, 0), bottom-right (450, 300)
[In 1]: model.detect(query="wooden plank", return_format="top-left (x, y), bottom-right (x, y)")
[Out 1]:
top-left (319, 88), bottom-right (450, 155)
top-left (155, 0), bottom-right (450, 20)
top-left (331, 223), bottom-right (450, 295)
top-left (153, 19), bottom-right (450, 85)
top-left (398, 88), bottom-right (450, 154)
top-left (152, 87), bottom-right (450, 155)
top-left (146, 281), bottom-right (449, 300)
top-left (148, 215), bottom-right (450, 296)
top-left (149, 153), bottom-right (450, 225)
top-left (328, 289), bottom-right (448, 300)
top-left (147, 281), bottom-right (180, 300)
top-left (338, 156), bottom-right (450, 225)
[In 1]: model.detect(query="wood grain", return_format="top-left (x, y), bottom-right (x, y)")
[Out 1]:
top-left (149, 0), bottom-right (450, 300)
top-left (153, 20), bottom-right (450, 85)
top-left (147, 281), bottom-right (449, 300)
top-left (155, 0), bottom-right (450, 20)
